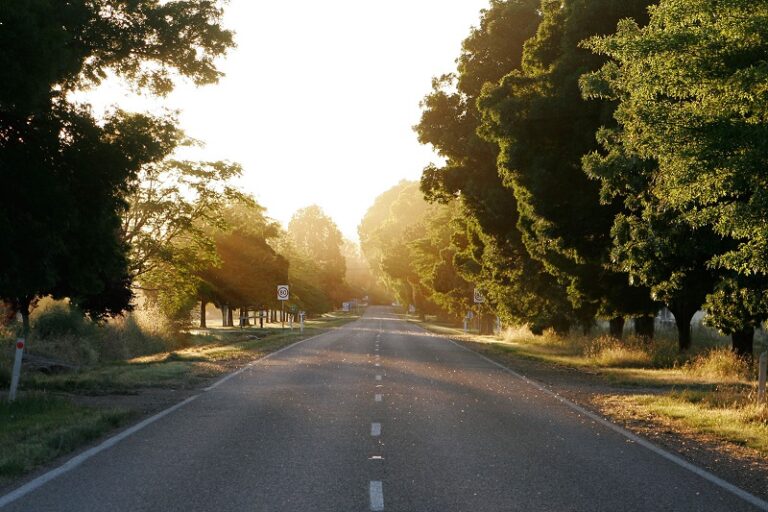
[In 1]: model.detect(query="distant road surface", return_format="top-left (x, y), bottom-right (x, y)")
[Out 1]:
top-left (2, 306), bottom-right (766, 511)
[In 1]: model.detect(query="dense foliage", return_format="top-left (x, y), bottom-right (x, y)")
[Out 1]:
top-left (386, 0), bottom-right (768, 355)
top-left (0, 0), bottom-right (234, 332)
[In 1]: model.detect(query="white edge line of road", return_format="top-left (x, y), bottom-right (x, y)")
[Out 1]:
top-left (437, 333), bottom-right (768, 512)
top-left (0, 330), bottom-right (332, 510)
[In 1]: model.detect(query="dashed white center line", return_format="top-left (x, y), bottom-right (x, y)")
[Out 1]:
top-left (370, 481), bottom-right (384, 511)
top-left (371, 422), bottom-right (381, 436)
top-left (375, 394), bottom-right (382, 402)
top-left (376, 375), bottom-right (382, 381)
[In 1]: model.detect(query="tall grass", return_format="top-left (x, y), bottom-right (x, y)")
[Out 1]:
top-left (682, 348), bottom-right (753, 382)
top-left (0, 300), bottom-right (183, 386)
top-left (497, 317), bottom-right (763, 380)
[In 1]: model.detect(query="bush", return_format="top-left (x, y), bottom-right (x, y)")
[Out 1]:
top-left (20, 300), bottom-right (180, 365)
top-left (683, 348), bottom-right (752, 382)
top-left (94, 315), bottom-right (170, 361)
top-left (585, 336), bottom-right (652, 368)
top-left (31, 301), bottom-right (94, 340)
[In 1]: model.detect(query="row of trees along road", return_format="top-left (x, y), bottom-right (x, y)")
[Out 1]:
top-left (0, 0), bottom-right (234, 336)
top-left (0, 1), bottom-right (375, 334)
top-left (393, 0), bottom-right (768, 356)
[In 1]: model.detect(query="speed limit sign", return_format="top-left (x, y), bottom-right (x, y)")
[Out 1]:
top-left (473, 288), bottom-right (485, 304)
top-left (277, 285), bottom-right (290, 301)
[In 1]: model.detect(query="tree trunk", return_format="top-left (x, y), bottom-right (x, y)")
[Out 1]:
top-left (608, 316), bottom-right (625, 339)
top-left (240, 307), bottom-right (250, 327)
top-left (669, 305), bottom-right (695, 352)
top-left (200, 300), bottom-right (207, 329)
top-left (634, 315), bottom-right (655, 340)
top-left (731, 327), bottom-right (754, 358)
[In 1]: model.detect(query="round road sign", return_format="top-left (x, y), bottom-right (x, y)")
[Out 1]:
top-left (277, 285), bottom-right (290, 301)
top-left (16, 340), bottom-right (24, 350)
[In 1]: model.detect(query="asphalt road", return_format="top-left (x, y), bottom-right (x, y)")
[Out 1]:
top-left (2, 306), bottom-right (765, 511)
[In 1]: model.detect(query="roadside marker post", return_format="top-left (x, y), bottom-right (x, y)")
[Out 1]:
top-left (277, 285), bottom-right (289, 329)
top-left (759, 351), bottom-right (767, 405)
top-left (300, 311), bottom-right (305, 334)
top-left (8, 338), bottom-right (24, 402)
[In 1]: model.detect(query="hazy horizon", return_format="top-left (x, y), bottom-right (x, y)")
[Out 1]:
top-left (78, 0), bottom-right (490, 241)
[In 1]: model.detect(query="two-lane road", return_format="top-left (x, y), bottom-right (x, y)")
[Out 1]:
top-left (2, 306), bottom-right (765, 511)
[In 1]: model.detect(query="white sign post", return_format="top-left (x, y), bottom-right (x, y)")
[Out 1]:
top-left (300, 311), bottom-right (305, 334)
top-left (9, 338), bottom-right (24, 402)
top-left (277, 285), bottom-right (289, 329)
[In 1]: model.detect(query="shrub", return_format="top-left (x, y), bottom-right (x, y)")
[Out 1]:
top-left (31, 301), bottom-right (94, 340)
top-left (683, 347), bottom-right (752, 382)
top-left (585, 336), bottom-right (653, 368)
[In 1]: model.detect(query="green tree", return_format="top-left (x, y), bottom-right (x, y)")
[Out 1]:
top-left (415, 0), bottom-right (581, 334)
top-left (122, 157), bottom-right (246, 323)
top-left (478, 0), bottom-right (657, 334)
top-left (287, 205), bottom-right (347, 306)
top-left (0, 0), bottom-right (234, 332)
top-left (582, 0), bottom-right (768, 355)
top-left (198, 202), bottom-right (287, 324)
top-left (359, 181), bottom-right (448, 319)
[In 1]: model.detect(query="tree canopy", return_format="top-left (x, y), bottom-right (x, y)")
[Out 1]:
top-left (0, 0), bottom-right (234, 327)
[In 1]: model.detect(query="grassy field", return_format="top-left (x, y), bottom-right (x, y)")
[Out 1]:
top-left (412, 317), bottom-right (768, 456)
top-left (0, 311), bottom-right (358, 485)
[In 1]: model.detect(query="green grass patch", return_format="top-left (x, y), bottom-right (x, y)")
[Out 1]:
top-left (0, 394), bottom-right (131, 480)
top-left (612, 391), bottom-right (768, 455)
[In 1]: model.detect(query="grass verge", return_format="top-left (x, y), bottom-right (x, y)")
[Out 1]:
top-left (21, 312), bottom-right (358, 394)
top-left (0, 394), bottom-right (132, 484)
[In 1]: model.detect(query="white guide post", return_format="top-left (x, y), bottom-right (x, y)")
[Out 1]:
top-left (8, 338), bottom-right (25, 402)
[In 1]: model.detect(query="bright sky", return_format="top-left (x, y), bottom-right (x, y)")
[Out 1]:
top-left (85, 0), bottom-right (489, 241)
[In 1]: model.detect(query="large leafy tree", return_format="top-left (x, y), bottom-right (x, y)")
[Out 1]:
top-left (478, 0), bottom-right (657, 333)
top-left (0, 0), bottom-right (233, 332)
top-left (122, 158), bottom-right (246, 322)
top-left (359, 181), bottom-right (445, 317)
top-left (198, 202), bottom-right (287, 322)
top-left (287, 205), bottom-right (347, 306)
top-left (582, 0), bottom-right (768, 355)
top-left (415, 0), bottom-right (581, 334)
top-left (578, 99), bottom-right (724, 350)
